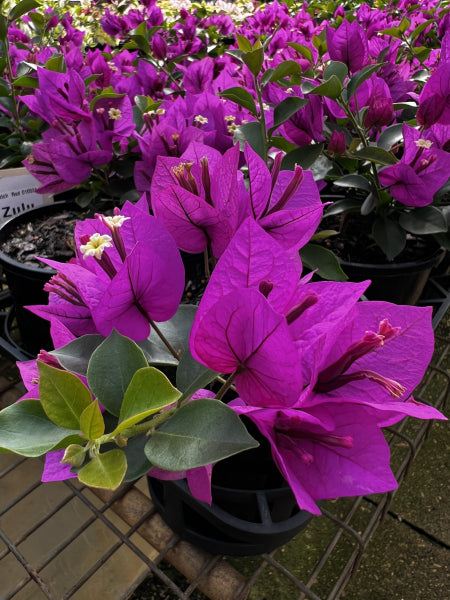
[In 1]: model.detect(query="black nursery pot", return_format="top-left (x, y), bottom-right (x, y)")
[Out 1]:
top-left (0, 202), bottom-right (76, 355)
top-left (340, 245), bottom-right (446, 305)
top-left (147, 423), bottom-right (313, 556)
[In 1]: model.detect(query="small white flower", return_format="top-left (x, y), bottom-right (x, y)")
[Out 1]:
top-left (102, 215), bottom-right (130, 228)
top-left (194, 115), bottom-right (208, 124)
top-left (415, 139), bottom-right (433, 149)
top-left (80, 233), bottom-right (113, 259)
top-left (108, 107), bottom-right (122, 121)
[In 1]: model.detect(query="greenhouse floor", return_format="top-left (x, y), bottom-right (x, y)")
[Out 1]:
top-left (0, 285), bottom-right (448, 600)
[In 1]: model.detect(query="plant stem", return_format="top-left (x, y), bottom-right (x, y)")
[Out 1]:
top-left (117, 407), bottom-right (177, 439)
top-left (254, 74), bottom-right (269, 163)
top-left (149, 318), bottom-right (180, 360)
top-left (215, 371), bottom-right (238, 401)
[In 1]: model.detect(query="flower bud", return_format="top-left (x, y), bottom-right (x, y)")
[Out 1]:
top-left (328, 130), bottom-right (346, 155)
top-left (151, 34), bottom-right (167, 61)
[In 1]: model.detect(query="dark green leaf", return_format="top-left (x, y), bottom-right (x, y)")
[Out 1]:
top-left (9, 0), bottom-right (40, 22)
top-left (38, 362), bottom-right (92, 429)
top-left (399, 207), bottom-right (448, 235)
top-left (129, 34), bottom-right (150, 54)
top-left (122, 433), bottom-right (153, 482)
top-left (287, 42), bottom-right (313, 64)
top-left (12, 75), bottom-right (38, 88)
top-left (234, 121), bottom-right (265, 158)
top-left (50, 335), bottom-right (105, 376)
top-left (269, 96), bottom-right (309, 135)
top-left (361, 192), bottom-right (379, 215)
top-left (372, 217), bottom-right (406, 261)
top-left (324, 198), bottom-right (362, 217)
top-left (270, 136), bottom-right (297, 153)
top-left (87, 331), bottom-right (148, 417)
top-left (0, 17), bottom-right (9, 42)
top-left (144, 399), bottom-right (259, 471)
top-left (281, 143), bottom-right (324, 170)
top-left (268, 60), bottom-right (302, 83)
top-left (334, 174), bottom-right (372, 192)
top-left (89, 90), bottom-right (126, 111)
top-left (300, 243), bottom-right (348, 281)
top-left (176, 351), bottom-right (218, 398)
top-left (0, 400), bottom-right (81, 457)
top-left (242, 47), bottom-right (264, 77)
top-left (78, 449), bottom-right (127, 489)
top-left (347, 63), bottom-right (384, 99)
top-left (307, 74), bottom-right (342, 100)
top-left (409, 19), bottom-right (435, 43)
top-left (377, 123), bottom-right (404, 151)
top-left (323, 61), bottom-right (348, 83)
top-left (138, 304), bottom-right (197, 366)
top-left (219, 87), bottom-right (257, 116)
top-left (351, 146), bottom-right (398, 166)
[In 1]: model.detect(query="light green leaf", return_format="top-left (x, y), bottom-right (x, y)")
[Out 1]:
top-left (11, 76), bottom-right (39, 88)
top-left (0, 400), bottom-right (81, 457)
top-left (300, 243), bottom-right (348, 282)
top-left (114, 367), bottom-right (181, 434)
top-left (38, 362), bottom-right (92, 430)
top-left (236, 33), bottom-right (253, 52)
top-left (219, 87), bottom-right (257, 116)
top-left (87, 331), bottom-right (148, 417)
top-left (144, 399), bottom-right (258, 471)
top-left (80, 401), bottom-right (105, 441)
top-left (50, 335), bottom-right (105, 376)
top-left (78, 450), bottom-right (127, 489)
top-left (242, 47), bottom-right (264, 76)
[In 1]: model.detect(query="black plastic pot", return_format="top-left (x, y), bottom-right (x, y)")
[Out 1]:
top-left (147, 424), bottom-right (313, 556)
top-left (0, 202), bottom-right (76, 355)
top-left (340, 245), bottom-right (446, 305)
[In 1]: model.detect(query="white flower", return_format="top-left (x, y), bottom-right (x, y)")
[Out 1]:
top-left (80, 233), bottom-right (113, 259)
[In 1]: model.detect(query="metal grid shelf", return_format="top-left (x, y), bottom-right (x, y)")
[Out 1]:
top-left (0, 277), bottom-right (448, 600)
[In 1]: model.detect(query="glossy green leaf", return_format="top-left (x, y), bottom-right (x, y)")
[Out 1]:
top-left (300, 243), bottom-right (348, 282)
top-left (324, 198), bottom-right (362, 217)
top-left (270, 136), bottom-right (297, 153)
top-left (269, 60), bottom-right (303, 83)
top-left (287, 42), bottom-right (313, 64)
top-left (281, 143), bottom-right (324, 170)
top-left (219, 87), bottom-right (257, 116)
top-left (347, 63), bottom-right (384, 99)
top-left (324, 61), bottom-right (348, 83)
top-left (38, 362), bottom-right (92, 429)
top-left (269, 97), bottom-right (309, 135)
top-left (361, 192), bottom-right (379, 215)
top-left (114, 367), bottom-right (181, 434)
top-left (144, 399), bottom-right (259, 471)
top-left (78, 450), bottom-right (127, 489)
top-left (89, 88), bottom-right (126, 111)
top-left (9, 0), bottom-right (40, 22)
top-left (11, 75), bottom-right (39, 88)
top-left (122, 434), bottom-right (153, 482)
top-left (334, 174), bottom-right (372, 192)
top-left (234, 121), bottom-right (265, 158)
top-left (351, 146), bottom-right (398, 166)
top-left (129, 34), bottom-right (150, 54)
top-left (176, 351), bottom-right (218, 398)
top-left (377, 123), bottom-right (404, 151)
top-left (50, 335), bottom-right (105, 376)
top-left (399, 207), bottom-right (448, 235)
top-left (0, 400), bottom-right (81, 457)
top-left (80, 401), bottom-right (105, 441)
top-left (87, 331), bottom-right (148, 417)
top-left (307, 74), bottom-right (342, 99)
top-left (372, 217), bottom-right (406, 261)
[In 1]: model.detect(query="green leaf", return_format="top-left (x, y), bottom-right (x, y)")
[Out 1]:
top-left (89, 90), bottom-right (126, 111)
top-left (399, 207), bottom-right (448, 235)
top-left (0, 400), bottom-right (81, 457)
top-left (122, 434), bottom-right (153, 482)
top-left (242, 47), bottom-right (264, 76)
top-left (129, 34), bottom-right (150, 54)
top-left (269, 96), bottom-right (309, 135)
top-left (323, 61), bottom-right (348, 83)
top-left (347, 63), bottom-right (384, 99)
top-left (144, 398), bottom-right (259, 471)
top-left (87, 331), bottom-right (148, 417)
top-left (50, 335), bottom-right (105, 376)
top-left (307, 74), bottom-right (342, 100)
top-left (38, 362), bottom-right (92, 430)
top-left (300, 243), bottom-right (348, 281)
top-left (409, 18), bottom-right (435, 43)
top-left (361, 192), bottom-right (379, 215)
top-left (78, 449), bottom-right (127, 489)
top-left (377, 123), bottom-right (404, 151)
top-left (236, 33), bottom-right (253, 52)
top-left (234, 121), bottom-right (265, 158)
top-left (270, 136), bottom-right (297, 153)
top-left (281, 143), bottom-right (324, 170)
top-left (138, 304), bottom-right (197, 366)
top-left (268, 60), bottom-right (303, 83)
top-left (176, 351), bottom-right (218, 399)
top-left (114, 367), bottom-right (181, 434)
top-left (324, 198), bottom-right (362, 217)
top-left (11, 75), bottom-right (39, 88)
top-left (9, 0), bottom-right (41, 22)
top-left (45, 55), bottom-right (65, 73)
top-left (219, 87), bottom-right (257, 116)
top-left (0, 16), bottom-right (7, 41)
top-left (287, 42), bottom-right (313, 64)
top-left (80, 401), bottom-right (105, 441)
top-left (334, 174), bottom-right (372, 192)
top-left (351, 146), bottom-right (398, 166)
top-left (372, 217), bottom-right (407, 261)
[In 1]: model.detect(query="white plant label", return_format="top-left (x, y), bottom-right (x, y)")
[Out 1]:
top-left (0, 168), bottom-right (53, 224)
